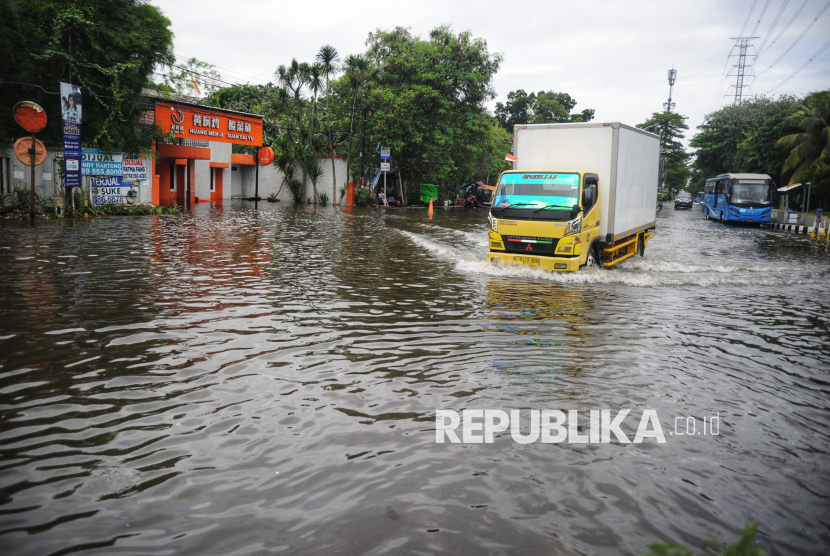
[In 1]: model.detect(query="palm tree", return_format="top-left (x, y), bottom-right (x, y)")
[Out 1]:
top-left (277, 60), bottom-right (309, 198)
top-left (316, 45), bottom-right (340, 205)
top-left (777, 92), bottom-right (830, 184)
top-left (306, 63), bottom-right (324, 204)
top-left (344, 55), bottom-right (369, 194)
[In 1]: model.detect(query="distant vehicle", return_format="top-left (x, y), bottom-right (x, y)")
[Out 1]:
top-left (674, 191), bottom-right (693, 210)
top-left (458, 180), bottom-right (494, 207)
top-left (702, 173), bottom-right (774, 224)
top-left (695, 192), bottom-right (704, 204)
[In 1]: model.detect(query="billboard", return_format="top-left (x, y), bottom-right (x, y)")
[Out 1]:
top-left (60, 83), bottom-right (82, 188)
top-left (81, 148), bottom-right (123, 176)
top-left (91, 176), bottom-right (139, 205)
top-left (154, 102), bottom-right (263, 146)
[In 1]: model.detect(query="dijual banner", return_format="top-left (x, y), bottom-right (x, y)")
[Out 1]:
top-left (60, 82), bottom-right (82, 188)
top-left (81, 148), bottom-right (123, 176)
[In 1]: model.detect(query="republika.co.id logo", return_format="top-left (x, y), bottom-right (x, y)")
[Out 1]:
top-left (436, 409), bottom-right (720, 444)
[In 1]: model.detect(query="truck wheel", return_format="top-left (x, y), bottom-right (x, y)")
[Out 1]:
top-left (585, 245), bottom-right (601, 268)
top-left (638, 234), bottom-right (645, 256)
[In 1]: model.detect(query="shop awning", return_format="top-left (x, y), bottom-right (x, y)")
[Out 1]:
top-left (209, 162), bottom-right (230, 168)
top-left (777, 183), bottom-right (804, 192)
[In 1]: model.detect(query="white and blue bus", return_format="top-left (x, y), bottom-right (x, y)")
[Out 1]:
top-left (702, 173), bottom-right (774, 224)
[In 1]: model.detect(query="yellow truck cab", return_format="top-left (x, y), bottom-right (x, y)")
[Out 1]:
top-left (486, 123), bottom-right (660, 272)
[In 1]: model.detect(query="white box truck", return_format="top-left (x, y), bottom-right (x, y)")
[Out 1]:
top-left (486, 122), bottom-right (660, 272)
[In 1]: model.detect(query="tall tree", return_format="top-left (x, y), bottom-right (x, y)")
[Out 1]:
top-left (776, 91), bottom-right (830, 184)
top-left (495, 90), bottom-right (594, 130)
top-left (316, 45), bottom-right (340, 204)
top-left (1, 0), bottom-right (174, 152)
top-left (637, 112), bottom-right (691, 196)
top-left (689, 95), bottom-right (797, 192)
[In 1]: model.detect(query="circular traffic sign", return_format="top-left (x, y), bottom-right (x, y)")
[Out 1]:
top-left (14, 137), bottom-right (47, 166)
top-left (13, 101), bottom-right (47, 133)
top-left (258, 147), bottom-right (274, 166)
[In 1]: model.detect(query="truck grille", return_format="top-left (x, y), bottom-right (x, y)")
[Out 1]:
top-left (502, 236), bottom-right (559, 254)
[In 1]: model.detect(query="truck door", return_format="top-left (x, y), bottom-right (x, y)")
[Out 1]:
top-left (581, 173), bottom-right (600, 261)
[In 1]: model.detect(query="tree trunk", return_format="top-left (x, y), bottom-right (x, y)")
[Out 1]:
top-left (325, 76), bottom-right (337, 206)
top-left (310, 89), bottom-right (319, 204)
top-left (346, 89), bottom-right (358, 197)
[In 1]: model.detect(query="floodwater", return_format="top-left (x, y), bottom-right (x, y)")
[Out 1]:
top-left (0, 203), bottom-right (828, 555)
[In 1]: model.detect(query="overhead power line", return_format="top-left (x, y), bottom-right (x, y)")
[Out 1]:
top-left (759, 0), bottom-right (810, 56)
top-left (750, 0), bottom-right (773, 36)
top-left (756, 0), bottom-right (790, 54)
top-left (757, 0), bottom-right (830, 76)
top-left (766, 37), bottom-right (830, 92)
top-left (712, 0), bottom-right (757, 110)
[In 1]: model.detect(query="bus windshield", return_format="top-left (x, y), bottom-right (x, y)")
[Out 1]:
top-left (729, 180), bottom-right (771, 206)
top-left (494, 172), bottom-right (580, 209)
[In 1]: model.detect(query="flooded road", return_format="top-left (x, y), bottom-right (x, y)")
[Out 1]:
top-left (1, 203), bottom-right (829, 555)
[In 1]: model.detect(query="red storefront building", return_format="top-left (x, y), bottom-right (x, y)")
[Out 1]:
top-left (149, 95), bottom-right (263, 206)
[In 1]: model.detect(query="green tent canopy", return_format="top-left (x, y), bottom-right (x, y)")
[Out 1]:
top-left (419, 184), bottom-right (439, 204)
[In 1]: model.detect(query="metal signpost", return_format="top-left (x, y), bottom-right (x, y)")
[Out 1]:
top-left (380, 147), bottom-right (390, 204)
top-left (12, 102), bottom-right (47, 220)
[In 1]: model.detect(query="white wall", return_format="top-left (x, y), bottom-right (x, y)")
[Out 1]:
top-left (239, 158), bottom-right (348, 202)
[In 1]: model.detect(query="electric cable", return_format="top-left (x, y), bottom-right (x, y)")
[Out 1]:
top-left (751, 0), bottom-right (773, 36)
top-left (756, 0), bottom-right (790, 55)
top-left (766, 36), bottom-right (830, 92)
top-left (757, 0), bottom-right (830, 76)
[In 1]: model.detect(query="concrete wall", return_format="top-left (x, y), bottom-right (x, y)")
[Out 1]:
top-left (238, 158), bottom-right (348, 202)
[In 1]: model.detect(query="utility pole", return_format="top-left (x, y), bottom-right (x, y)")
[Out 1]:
top-left (726, 37), bottom-right (758, 104)
top-left (664, 69), bottom-right (676, 112)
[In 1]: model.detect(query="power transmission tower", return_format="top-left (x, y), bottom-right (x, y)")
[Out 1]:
top-left (725, 37), bottom-right (758, 104)
top-left (664, 68), bottom-right (677, 112)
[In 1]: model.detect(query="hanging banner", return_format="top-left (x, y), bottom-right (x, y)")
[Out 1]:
top-left (60, 83), bottom-right (83, 187)
top-left (81, 148), bottom-right (123, 176)
top-left (122, 158), bottom-right (147, 181)
top-left (91, 176), bottom-right (139, 205)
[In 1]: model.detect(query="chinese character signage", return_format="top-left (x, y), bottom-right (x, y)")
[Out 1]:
top-left (81, 148), bottom-right (123, 176)
top-left (154, 102), bottom-right (263, 146)
top-left (60, 82), bottom-right (82, 188)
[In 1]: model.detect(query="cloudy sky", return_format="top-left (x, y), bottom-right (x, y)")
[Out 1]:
top-left (152, 0), bottom-right (829, 144)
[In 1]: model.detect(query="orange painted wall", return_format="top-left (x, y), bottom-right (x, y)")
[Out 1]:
top-left (211, 169), bottom-right (223, 204)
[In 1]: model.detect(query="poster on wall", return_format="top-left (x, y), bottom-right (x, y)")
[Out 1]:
top-left (81, 148), bottom-right (123, 176)
top-left (91, 176), bottom-right (139, 205)
top-left (122, 158), bottom-right (147, 181)
top-left (60, 82), bottom-right (82, 188)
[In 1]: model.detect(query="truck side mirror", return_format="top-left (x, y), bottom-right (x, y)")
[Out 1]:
top-left (582, 188), bottom-right (595, 208)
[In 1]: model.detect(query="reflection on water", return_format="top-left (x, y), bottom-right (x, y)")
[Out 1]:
top-left (0, 204), bottom-right (829, 555)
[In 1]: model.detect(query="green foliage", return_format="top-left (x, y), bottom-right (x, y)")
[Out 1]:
top-left (689, 95), bottom-right (797, 192)
top-left (1, 0), bottom-right (174, 152)
top-left (358, 26), bottom-right (505, 203)
top-left (802, 165), bottom-right (830, 209)
top-left (287, 178), bottom-right (304, 204)
top-left (776, 90), bottom-right (830, 185)
top-left (495, 89), bottom-right (594, 130)
top-left (319, 192), bottom-right (329, 206)
top-left (355, 186), bottom-right (373, 207)
top-left (736, 108), bottom-right (800, 185)
top-left (641, 523), bottom-right (767, 556)
top-left (637, 112), bottom-right (691, 196)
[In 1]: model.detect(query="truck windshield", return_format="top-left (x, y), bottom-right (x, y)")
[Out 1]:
top-left (494, 172), bottom-right (580, 208)
top-left (729, 180), bottom-right (771, 205)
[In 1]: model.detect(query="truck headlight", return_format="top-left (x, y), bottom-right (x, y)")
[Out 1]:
top-left (488, 213), bottom-right (498, 232)
top-left (564, 214), bottom-right (582, 236)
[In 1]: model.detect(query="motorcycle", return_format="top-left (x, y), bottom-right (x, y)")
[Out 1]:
top-left (657, 201), bottom-right (663, 212)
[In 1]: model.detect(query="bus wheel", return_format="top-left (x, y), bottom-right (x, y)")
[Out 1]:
top-left (638, 234), bottom-right (645, 256)
top-left (704, 208), bottom-right (709, 220)
top-left (719, 211), bottom-right (724, 224)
